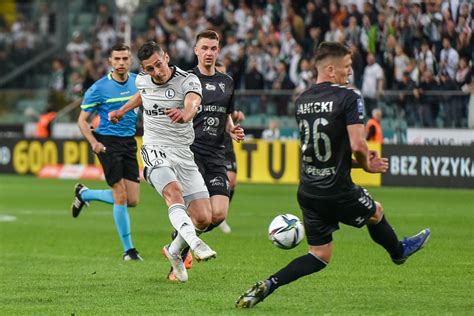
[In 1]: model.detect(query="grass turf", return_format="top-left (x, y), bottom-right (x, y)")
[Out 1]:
top-left (0, 175), bottom-right (473, 315)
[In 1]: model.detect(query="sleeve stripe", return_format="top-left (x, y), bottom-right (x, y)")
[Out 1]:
top-left (105, 96), bottom-right (133, 103)
top-left (81, 103), bottom-right (98, 109)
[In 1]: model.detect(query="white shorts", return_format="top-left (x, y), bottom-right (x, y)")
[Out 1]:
top-left (141, 144), bottom-right (209, 203)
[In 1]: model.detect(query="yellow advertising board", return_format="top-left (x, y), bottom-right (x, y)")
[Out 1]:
top-left (0, 137), bottom-right (380, 187)
top-left (233, 139), bottom-right (382, 187)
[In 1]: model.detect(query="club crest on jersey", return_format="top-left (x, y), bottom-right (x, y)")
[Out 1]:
top-left (219, 83), bottom-right (225, 92)
top-left (165, 88), bottom-right (175, 99)
top-left (205, 83), bottom-right (216, 91)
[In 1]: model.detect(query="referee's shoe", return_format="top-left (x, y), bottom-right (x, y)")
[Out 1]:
top-left (71, 183), bottom-right (89, 218)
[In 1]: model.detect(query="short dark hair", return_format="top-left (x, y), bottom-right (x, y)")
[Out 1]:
top-left (314, 42), bottom-right (351, 65)
top-left (196, 30), bottom-right (220, 43)
top-left (109, 43), bottom-right (130, 56)
top-left (137, 41), bottom-right (164, 61)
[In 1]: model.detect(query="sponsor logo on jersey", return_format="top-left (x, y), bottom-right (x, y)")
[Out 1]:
top-left (203, 116), bottom-right (219, 136)
top-left (218, 83), bottom-right (225, 92)
top-left (206, 117), bottom-right (220, 127)
top-left (165, 88), bottom-right (175, 99)
top-left (201, 105), bottom-right (227, 113)
top-left (205, 83), bottom-right (216, 91)
top-left (144, 104), bottom-right (168, 116)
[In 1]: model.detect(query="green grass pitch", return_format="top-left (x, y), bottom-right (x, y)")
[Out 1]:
top-left (0, 175), bottom-right (473, 315)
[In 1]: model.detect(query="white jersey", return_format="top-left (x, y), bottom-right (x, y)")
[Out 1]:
top-left (136, 66), bottom-right (202, 146)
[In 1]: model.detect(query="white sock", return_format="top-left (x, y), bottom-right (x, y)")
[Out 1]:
top-left (169, 233), bottom-right (186, 254)
top-left (169, 226), bottom-right (206, 254)
top-left (168, 204), bottom-right (200, 251)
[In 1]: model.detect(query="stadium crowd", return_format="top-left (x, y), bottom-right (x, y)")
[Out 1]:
top-left (1, 0), bottom-right (473, 127)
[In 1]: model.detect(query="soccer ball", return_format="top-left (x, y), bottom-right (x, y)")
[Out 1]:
top-left (268, 214), bottom-right (305, 249)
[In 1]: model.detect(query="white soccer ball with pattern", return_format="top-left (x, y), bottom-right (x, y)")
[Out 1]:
top-left (268, 214), bottom-right (305, 249)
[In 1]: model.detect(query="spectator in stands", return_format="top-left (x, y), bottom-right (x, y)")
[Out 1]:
top-left (206, 3), bottom-right (225, 31)
top-left (280, 30), bottom-right (297, 63)
top-left (220, 32), bottom-right (241, 62)
top-left (168, 32), bottom-right (193, 69)
top-left (362, 53), bottom-right (385, 115)
top-left (416, 40), bottom-right (436, 75)
top-left (456, 57), bottom-right (472, 125)
top-left (366, 108), bottom-right (383, 144)
top-left (48, 57), bottom-right (67, 110)
top-left (421, 2), bottom-right (443, 55)
top-left (455, 31), bottom-right (472, 61)
top-left (439, 70), bottom-right (462, 127)
top-left (35, 106), bottom-right (56, 139)
top-left (95, 3), bottom-right (113, 33)
top-left (439, 37), bottom-right (459, 80)
top-left (234, 0), bottom-right (253, 41)
top-left (243, 59), bottom-right (264, 114)
top-left (295, 58), bottom-right (314, 93)
top-left (288, 44), bottom-right (303, 86)
top-left (414, 71), bottom-right (438, 127)
top-left (272, 61), bottom-right (295, 116)
top-left (345, 16), bottom-right (360, 46)
top-left (393, 44), bottom-right (410, 86)
top-left (324, 20), bottom-right (343, 43)
top-left (66, 31), bottom-right (91, 65)
top-left (304, 26), bottom-right (322, 56)
top-left (261, 119), bottom-right (280, 140)
top-left (350, 43), bottom-right (364, 89)
top-left (286, 6), bottom-right (305, 44)
top-left (96, 19), bottom-right (117, 55)
top-left (396, 71), bottom-right (418, 126)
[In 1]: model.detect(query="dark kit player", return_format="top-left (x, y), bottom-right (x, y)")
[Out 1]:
top-left (236, 42), bottom-right (430, 308)
top-left (166, 30), bottom-right (244, 281)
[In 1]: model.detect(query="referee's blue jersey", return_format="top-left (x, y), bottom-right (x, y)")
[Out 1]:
top-left (81, 72), bottom-right (138, 137)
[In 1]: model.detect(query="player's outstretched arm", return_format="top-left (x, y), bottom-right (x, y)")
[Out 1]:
top-left (226, 114), bottom-right (245, 142)
top-left (108, 92), bottom-right (142, 124)
top-left (77, 110), bottom-right (106, 154)
top-left (166, 92), bottom-right (201, 123)
top-left (348, 124), bottom-right (388, 173)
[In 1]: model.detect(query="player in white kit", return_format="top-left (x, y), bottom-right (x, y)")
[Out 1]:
top-left (109, 41), bottom-right (216, 282)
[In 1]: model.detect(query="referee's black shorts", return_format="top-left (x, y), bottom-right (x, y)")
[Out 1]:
top-left (94, 132), bottom-right (140, 187)
top-left (297, 185), bottom-right (376, 246)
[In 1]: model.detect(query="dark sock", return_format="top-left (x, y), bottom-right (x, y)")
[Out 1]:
top-left (267, 253), bottom-right (327, 294)
top-left (229, 189), bottom-right (234, 203)
top-left (367, 215), bottom-right (403, 259)
top-left (204, 222), bottom-right (220, 232)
